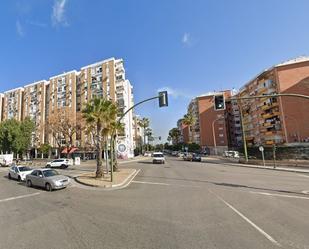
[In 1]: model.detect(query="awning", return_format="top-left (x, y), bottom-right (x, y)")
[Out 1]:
top-left (62, 147), bottom-right (78, 154)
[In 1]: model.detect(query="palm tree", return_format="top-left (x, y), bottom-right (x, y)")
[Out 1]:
top-left (82, 97), bottom-right (118, 178)
top-left (109, 121), bottom-right (125, 172)
top-left (168, 128), bottom-right (181, 145)
top-left (183, 112), bottom-right (196, 143)
top-left (138, 117), bottom-right (150, 153)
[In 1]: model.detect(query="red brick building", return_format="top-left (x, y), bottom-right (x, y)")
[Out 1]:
top-left (238, 56), bottom-right (309, 146)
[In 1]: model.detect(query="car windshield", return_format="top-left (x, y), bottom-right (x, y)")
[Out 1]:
top-left (153, 154), bottom-right (163, 157)
top-left (18, 166), bottom-right (32, 172)
top-left (43, 170), bottom-right (59, 177)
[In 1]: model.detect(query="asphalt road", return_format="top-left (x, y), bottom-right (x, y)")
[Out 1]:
top-left (0, 157), bottom-right (309, 249)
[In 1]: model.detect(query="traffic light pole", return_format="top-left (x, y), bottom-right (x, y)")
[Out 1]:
top-left (110, 93), bottom-right (168, 182)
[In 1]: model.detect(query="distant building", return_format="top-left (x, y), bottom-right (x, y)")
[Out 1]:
top-left (0, 57), bottom-right (136, 159)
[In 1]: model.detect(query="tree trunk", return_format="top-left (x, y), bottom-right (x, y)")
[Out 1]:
top-left (113, 135), bottom-right (118, 171)
top-left (96, 124), bottom-right (104, 178)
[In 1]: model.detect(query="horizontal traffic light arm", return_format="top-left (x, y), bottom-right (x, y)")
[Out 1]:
top-left (230, 93), bottom-right (309, 101)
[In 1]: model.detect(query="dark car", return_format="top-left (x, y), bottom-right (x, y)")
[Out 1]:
top-left (192, 153), bottom-right (202, 162)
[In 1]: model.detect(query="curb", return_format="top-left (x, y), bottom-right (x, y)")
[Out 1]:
top-left (221, 162), bottom-right (309, 174)
top-left (74, 169), bottom-right (141, 190)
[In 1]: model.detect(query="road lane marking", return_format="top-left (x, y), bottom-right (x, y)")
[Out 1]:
top-left (209, 189), bottom-right (281, 247)
top-left (0, 192), bottom-right (40, 203)
top-left (250, 191), bottom-right (309, 200)
top-left (132, 180), bottom-right (170, 186)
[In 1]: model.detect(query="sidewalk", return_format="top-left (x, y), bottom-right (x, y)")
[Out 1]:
top-left (203, 156), bottom-right (309, 174)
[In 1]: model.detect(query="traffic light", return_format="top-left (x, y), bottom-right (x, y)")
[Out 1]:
top-left (158, 91), bottom-right (168, 107)
top-left (158, 136), bottom-right (161, 140)
top-left (214, 94), bottom-right (225, 111)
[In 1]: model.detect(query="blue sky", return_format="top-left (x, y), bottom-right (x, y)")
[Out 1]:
top-left (0, 0), bottom-right (309, 142)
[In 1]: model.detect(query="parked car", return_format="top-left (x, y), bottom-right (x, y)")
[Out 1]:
top-left (8, 165), bottom-right (33, 181)
top-left (223, 150), bottom-right (240, 158)
top-left (192, 153), bottom-right (202, 162)
top-left (152, 152), bottom-right (165, 164)
top-left (171, 151), bottom-right (178, 156)
top-left (177, 152), bottom-right (185, 158)
top-left (26, 169), bottom-right (70, 191)
top-left (46, 159), bottom-right (71, 169)
top-left (144, 151), bottom-right (152, 157)
top-left (183, 153), bottom-right (193, 161)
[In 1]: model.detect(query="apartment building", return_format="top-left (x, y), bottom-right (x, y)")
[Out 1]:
top-left (0, 94), bottom-right (3, 122)
top-left (23, 81), bottom-right (48, 148)
top-left (0, 57), bottom-right (136, 158)
top-left (225, 91), bottom-right (243, 148)
top-left (133, 115), bottom-right (145, 153)
top-left (176, 118), bottom-right (184, 144)
top-left (187, 98), bottom-right (200, 144)
top-left (238, 56), bottom-right (309, 146)
top-left (197, 91), bottom-right (231, 154)
top-left (180, 91), bottom-right (232, 154)
top-left (2, 87), bottom-right (24, 121)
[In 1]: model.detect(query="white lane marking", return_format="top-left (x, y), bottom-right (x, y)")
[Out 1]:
top-left (250, 191), bottom-right (309, 200)
top-left (209, 189), bottom-right (281, 247)
top-left (132, 180), bottom-right (170, 186)
top-left (0, 192), bottom-right (40, 203)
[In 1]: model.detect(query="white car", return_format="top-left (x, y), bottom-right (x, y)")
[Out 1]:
top-left (152, 152), bottom-right (165, 164)
top-left (8, 165), bottom-right (33, 181)
top-left (46, 159), bottom-right (71, 169)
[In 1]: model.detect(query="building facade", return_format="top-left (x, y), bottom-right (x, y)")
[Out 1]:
top-left (0, 57), bottom-right (135, 159)
top-left (23, 81), bottom-right (48, 149)
top-left (238, 56), bottom-right (309, 147)
top-left (3, 88), bottom-right (24, 121)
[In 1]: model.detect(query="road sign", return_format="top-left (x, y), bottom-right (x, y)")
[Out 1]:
top-left (118, 144), bottom-right (127, 153)
top-left (259, 146), bottom-right (264, 152)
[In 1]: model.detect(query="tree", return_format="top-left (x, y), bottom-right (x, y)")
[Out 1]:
top-left (168, 128), bottom-right (181, 145)
top-left (82, 97), bottom-right (118, 178)
top-left (39, 143), bottom-right (52, 158)
top-left (47, 109), bottom-right (80, 158)
top-left (138, 117), bottom-right (150, 153)
top-left (183, 112), bottom-right (196, 143)
top-left (0, 118), bottom-right (35, 158)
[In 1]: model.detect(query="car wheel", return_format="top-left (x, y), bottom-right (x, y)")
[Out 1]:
top-left (60, 164), bottom-right (66, 169)
top-left (45, 183), bottom-right (52, 192)
top-left (27, 180), bottom-right (32, 187)
top-left (46, 164), bottom-right (51, 168)
top-left (18, 176), bottom-right (21, 182)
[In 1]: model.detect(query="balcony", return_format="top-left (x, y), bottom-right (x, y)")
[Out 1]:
top-left (265, 140), bottom-right (274, 145)
top-left (261, 102), bottom-right (279, 111)
top-left (262, 111), bottom-right (280, 119)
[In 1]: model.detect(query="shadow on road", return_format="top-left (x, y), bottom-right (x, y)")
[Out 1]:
top-left (137, 161), bottom-right (154, 165)
top-left (137, 175), bottom-right (306, 196)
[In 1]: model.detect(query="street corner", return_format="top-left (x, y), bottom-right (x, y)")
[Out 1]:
top-left (74, 168), bottom-right (140, 190)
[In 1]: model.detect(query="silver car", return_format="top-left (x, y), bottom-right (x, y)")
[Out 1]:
top-left (26, 169), bottom-right (70, 191)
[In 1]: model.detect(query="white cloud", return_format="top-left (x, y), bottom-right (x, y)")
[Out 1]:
top-left (51, 0), bottom-right (68, 26)
top-left (157, 86), bottom-right (193, 99)
top-left (16, 20), bottom-right (24, 37)
top-left (182, 32), bottom-right (191, 45)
